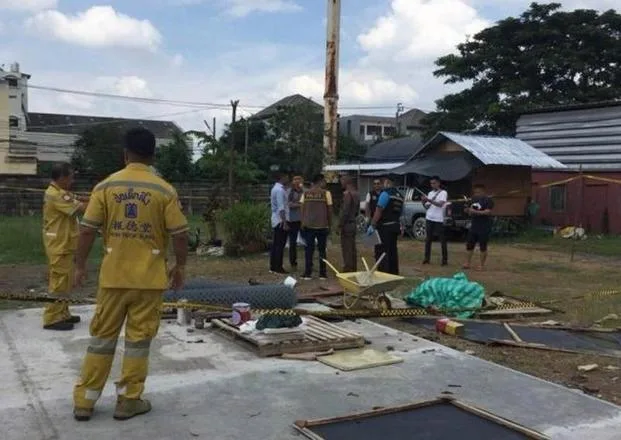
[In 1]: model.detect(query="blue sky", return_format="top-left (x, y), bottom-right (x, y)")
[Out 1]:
top-left (0, 0), bottom-right (616, 132)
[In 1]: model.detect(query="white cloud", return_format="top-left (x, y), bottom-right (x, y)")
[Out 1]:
top-left (359, 0), bottom-right (489, 63)
top-left (171, 54), bottom-right (184, 68)
top-left (227, 0), bottom-right (302, 17)
top-left (26, 6), bottom-right (162, 52)
top-left (0, 0), bottom-right (57, 12)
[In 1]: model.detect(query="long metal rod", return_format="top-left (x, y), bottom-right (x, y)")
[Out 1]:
top-left (323, 0), bottom-right (341, 165)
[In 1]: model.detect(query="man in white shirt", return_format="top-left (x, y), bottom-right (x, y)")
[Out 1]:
top-left (422, 176), bottom-right (448, 265)
top-left (270, 173), bottom-right (289, 274)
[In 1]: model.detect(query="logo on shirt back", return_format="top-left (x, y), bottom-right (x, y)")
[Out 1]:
top-left (125, 203), bottom-right (138, 219)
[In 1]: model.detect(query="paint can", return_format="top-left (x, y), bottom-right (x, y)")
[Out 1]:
top-left (177, 299), bottom-right (191, 326)
top-left (231, 303), bottom-right (251, 326)
top-left (435, 317), bottom-right (464, 337)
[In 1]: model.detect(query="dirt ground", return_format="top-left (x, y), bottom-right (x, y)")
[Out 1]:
top-left (1, 239), bottom-right (620, 404)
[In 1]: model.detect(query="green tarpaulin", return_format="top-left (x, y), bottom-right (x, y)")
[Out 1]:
top-left (405, 272), bottom-right (485, 318)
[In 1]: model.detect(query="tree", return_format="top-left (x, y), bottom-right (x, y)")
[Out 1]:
top-left (423, 2), bottom-right (621, 137)
top-left (71, 124), bottom-right (125, 179)
top-left (264, 103), bottom-right (324, 178)
top-left (337, 134), bottom-right (367, 162)
top-left (154, 131), bottom-right (195, 182)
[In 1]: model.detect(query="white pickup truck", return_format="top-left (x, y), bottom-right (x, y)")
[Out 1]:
top-left (358, 187), bottom-right (470, 241)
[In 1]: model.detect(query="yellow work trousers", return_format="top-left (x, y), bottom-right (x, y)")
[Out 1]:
top-left (43, 254), bottom-right (74, 326)
top-left (73, 288), bottom-right (163, 410)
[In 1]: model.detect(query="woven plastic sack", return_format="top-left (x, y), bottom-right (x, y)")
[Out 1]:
top-left (405, 272), bottom-right (484, 318)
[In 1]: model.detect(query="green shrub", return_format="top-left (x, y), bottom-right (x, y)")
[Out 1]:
top-left (219, 203), bottom-right (270, 256)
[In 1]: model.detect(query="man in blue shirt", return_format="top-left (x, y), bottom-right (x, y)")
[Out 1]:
top-left (366, 176), bottom-right (404, 275)
top-left (270, 173), bottom-right (289, 274)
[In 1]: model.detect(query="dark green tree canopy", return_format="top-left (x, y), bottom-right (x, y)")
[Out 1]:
top-left (154, 131), bottom-right (195, 181)
top-left (71, 124), bottom-right (125, 179)
top-left (423, 2), bottom-right (621, 137)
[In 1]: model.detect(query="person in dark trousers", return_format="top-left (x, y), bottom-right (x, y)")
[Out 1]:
top-left (367, 176), bottom-right (404, 275)
top-left (365, 179), bottom-right (382, 223)
top-left (463, 184), bottom-right (494, 270)
top-left (339, 175), bottom-right (360, 272)
top-left (300, 174), bottom-right (333, 280)
top-left (287, 175), bottom-right (304, 270)
top-left (422, 176), bottom-right (448, 266)
top-left (269, 173), bottom-right (289, 274)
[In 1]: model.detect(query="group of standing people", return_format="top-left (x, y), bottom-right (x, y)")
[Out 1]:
top-left (269, 173), bottom-right (359, 279)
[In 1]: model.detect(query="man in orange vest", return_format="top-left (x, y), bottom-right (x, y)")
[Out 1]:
top-left (300, 174), bottom-right (333, 280)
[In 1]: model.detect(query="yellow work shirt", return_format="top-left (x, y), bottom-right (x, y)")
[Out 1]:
top-left (43, 183), bottom-right (82, 256)
top-left (81, 163), bottom-right (188, 290)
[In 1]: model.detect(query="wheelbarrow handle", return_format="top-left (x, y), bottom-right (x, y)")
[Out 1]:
top-left (322, 259), bottom-right (340, 275)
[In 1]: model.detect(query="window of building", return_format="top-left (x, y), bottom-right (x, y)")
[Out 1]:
top-left (549, 185), bottom-right (566, 212)
top-left (7, 78), bottom-right (18, 88)
top-left (9, 116), bottom-right (19, 128)
top-left (383, 126), bottom-right (396, 137)
top-left (366, 125), bottom-right (381, 136)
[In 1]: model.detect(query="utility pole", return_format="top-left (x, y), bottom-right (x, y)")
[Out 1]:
top-left (323, 0), bottom-right (341, 171)
top-left (396, 102), bottom-right (404, 136)
top-left (244, 118), bottom-right (249, 163)
top-left (229, 100), bottom-right (239, 196)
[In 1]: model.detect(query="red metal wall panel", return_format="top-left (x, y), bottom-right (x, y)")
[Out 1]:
top-left (532, 171), bottom-right (621, 234)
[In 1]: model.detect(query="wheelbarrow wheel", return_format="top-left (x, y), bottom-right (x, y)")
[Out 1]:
top-left (374, 294), bottom-right (392, 311)
top-left (342, 293), bottom-right (360, 309)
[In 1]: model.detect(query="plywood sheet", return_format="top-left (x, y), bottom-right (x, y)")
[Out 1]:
top-left (317, 348), bottom-right (403, 371)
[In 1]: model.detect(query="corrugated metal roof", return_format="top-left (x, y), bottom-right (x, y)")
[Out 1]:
top-left (420, 132), bottom-right (566, 169)
top-left (251, 94), bottom-right (323, 120)
top-left (516, 104), bottom-right (621, 170)
top-left (324, 162), bottom-right (404, 172)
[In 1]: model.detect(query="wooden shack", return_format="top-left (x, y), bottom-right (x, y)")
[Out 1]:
top-left (382, 132), bottom-right (565, 217)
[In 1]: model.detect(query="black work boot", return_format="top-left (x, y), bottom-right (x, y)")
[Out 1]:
top-left (64, 315), bottom-right (81, 324)
top-left (43, 321), bottom-right (74, 331)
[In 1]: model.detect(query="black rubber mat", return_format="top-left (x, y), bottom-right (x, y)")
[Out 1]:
top-left (309, 401), bottom-right (532, 439)
top-left (406, 317), bottom-right (621, 356)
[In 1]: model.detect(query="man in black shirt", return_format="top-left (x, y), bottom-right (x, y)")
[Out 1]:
top-left (463, 184), bottom-right (494, 270)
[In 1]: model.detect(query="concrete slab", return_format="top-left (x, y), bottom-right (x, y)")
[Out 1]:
top-left (1, 306), bottom-right (620, 440)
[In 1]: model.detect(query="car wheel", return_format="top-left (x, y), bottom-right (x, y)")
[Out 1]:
top-left (412, 217), bottom-right (427, 241)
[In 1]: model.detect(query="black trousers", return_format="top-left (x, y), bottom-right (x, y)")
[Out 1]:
top-left (424, 220), bottom-right (447, 264)
top-left (287, 221), bottom-right (301, 266)
top-left (375, 223), bottom-right (400, 275)
top-left (270, 224), bottom-right (288, 272)
top-left (303, 228), bottom-right (329, 277)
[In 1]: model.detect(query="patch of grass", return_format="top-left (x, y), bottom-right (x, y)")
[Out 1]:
top-left (512, 261), bottom-right (575, 273)
top-left (0, 215), bottom-right (205, 265)
top-left (510, 228), bottom-right (621, 258)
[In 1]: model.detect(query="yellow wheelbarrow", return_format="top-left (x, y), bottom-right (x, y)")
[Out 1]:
top-left (322, 257), bottom-right (405, 310)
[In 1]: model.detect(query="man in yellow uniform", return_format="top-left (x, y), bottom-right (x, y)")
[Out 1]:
top-left (42, 163), bottom-right (88, 331)
top-left (72, 127), bottom-right (189, 422)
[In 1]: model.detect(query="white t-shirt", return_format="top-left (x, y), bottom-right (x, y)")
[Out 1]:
top-left (425, 189), bottom-right (448, 223)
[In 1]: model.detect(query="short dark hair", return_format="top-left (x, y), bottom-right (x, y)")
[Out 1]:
top-left (51, 162), bottom-right (73, 181)
top-left (124, 127), bottom-right (156, 158)
top-left (312, 174), bottom-right (325, 184)
top-left (430, 176), bottom-right (441, 182)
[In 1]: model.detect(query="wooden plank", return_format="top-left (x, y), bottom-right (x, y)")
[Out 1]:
top-left (451, 400), bottom-right (550, 440)
top-left (212, 317), bottom-right (364, 357)
top-left (503, 323), bottom-right (523, 343)
top-left (478, 307), bottom-right (553, 318)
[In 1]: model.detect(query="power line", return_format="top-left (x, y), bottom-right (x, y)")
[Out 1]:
top-left (28, 84), bottom-right (423, 112)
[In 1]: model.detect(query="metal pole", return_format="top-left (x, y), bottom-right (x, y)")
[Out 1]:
top-left (229, 100), bottom-right (239, 197)
top-left (244, 118), bottom-right (249, 163)
top-left (323, 0), bottom-right (341, 168)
